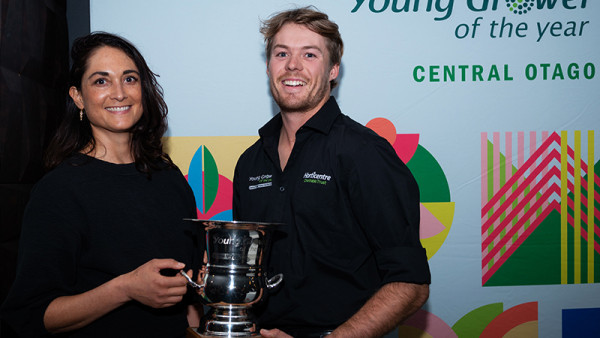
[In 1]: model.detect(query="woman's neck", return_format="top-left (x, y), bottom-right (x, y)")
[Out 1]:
top-left (84, 132), bottom-right (134, 164)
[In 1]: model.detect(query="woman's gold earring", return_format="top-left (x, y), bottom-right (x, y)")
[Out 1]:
top-left (80, 109), bottom-right (84, 121)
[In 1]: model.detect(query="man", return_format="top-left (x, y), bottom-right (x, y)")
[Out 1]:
top-left (233, 7), bottom-right (430, 338)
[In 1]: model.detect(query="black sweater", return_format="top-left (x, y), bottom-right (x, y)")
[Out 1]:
top-left (1, 154), bottom-right (199, 337)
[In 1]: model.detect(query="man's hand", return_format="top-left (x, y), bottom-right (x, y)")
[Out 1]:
top-left (259, 328), bottom-right (293, 338)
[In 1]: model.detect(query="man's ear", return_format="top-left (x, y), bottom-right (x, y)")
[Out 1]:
top-left (69, 86), bottom-right (84, 110)
top-left (329, 64), bottom-right (340, 81)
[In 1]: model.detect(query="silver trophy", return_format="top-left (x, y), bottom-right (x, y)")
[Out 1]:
top-left (182, 219), bottom-right (283, 337)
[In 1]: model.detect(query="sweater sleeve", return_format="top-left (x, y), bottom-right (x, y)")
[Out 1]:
top-left (0, 175), bottom-right (85, 337)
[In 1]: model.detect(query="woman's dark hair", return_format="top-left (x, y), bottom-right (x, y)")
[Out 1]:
top-left (44, 31), bottom-right (174, 174)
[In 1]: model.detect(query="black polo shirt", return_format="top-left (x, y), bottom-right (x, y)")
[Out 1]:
top-left (233, 96), bottom-right (430, 329)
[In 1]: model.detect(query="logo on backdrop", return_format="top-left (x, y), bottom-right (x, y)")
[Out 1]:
top-left (480, 130), bottom-right (599, 286)
top-left (351, 0), bottom-right (589, 38)
top-left (350, 1), bottom-right (596, 83)
top-left (506, 0), bottom-right (536, 15)
top-left (166, 118), bottom-right (454, 260)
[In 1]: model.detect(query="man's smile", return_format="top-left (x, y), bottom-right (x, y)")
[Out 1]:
top-left (283, 79), bottom-right (306, 87)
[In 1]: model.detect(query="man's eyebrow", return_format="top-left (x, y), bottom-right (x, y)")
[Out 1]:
top-left (272, 44), bottom-right (323, 52)
top-left (302, 45), bottom-right (323, 52)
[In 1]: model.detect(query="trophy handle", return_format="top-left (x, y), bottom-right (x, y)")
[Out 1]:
top-left (265, 273), bottom-right (283, 289)
top-left (180, 270), bottom-right (204, 290)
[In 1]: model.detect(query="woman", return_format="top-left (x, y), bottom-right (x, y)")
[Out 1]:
top-left (0, 32), bottom-right (201, 337)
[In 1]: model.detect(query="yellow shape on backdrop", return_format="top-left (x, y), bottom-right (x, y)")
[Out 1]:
top-left (503, 321), bottom-right (538, 337)
top-left (164, 136), bottom-right (258, 179)
top-left (420, 202), bottom-right (455, 259)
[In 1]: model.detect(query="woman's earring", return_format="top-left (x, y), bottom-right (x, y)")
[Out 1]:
top-left (80, 109), bottom-right (84, 121)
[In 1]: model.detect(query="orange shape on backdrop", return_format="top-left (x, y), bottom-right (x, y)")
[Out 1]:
top-left (365, 118), bottom-right (419, 163)
top-left (366, 118), bottom-right (397, 145)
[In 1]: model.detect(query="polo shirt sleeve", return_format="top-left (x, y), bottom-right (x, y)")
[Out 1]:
top-left (342, 134), bottom-right (431, 285)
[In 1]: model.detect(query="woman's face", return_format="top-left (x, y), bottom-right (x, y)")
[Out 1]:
top-left (70, 46), bottom-right (143, 141)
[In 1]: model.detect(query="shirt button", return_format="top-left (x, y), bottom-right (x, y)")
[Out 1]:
top-left (279, 186), bottom-right (285, 192)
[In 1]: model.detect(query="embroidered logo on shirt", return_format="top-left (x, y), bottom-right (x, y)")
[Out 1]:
top-left (248, 174), bottom-right (273, 190)
top-left (303, 171), bottom-right (331, 186)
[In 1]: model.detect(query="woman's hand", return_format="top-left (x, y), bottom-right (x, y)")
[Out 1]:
top-left (44, 258), bottom-right (189, 333)
top-left (120, 258), bottom-right (189, 308)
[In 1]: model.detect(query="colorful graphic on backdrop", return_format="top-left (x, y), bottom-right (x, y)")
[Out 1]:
top-left (481, 131), bottom-right (599, 286)
top-left (165, 119), bottom-right (453, 259)
top-left (366, 117), bottom-right (454, 259)
top-left (399, 302), bottom-right (538, 337)
top-left (164, 136), bottom-right (258, 221)
top-left (186, 145), bottom-right (233, 220)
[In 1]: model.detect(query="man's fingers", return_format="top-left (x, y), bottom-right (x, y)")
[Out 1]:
top-left (259, 329), bottom-right (291, 338)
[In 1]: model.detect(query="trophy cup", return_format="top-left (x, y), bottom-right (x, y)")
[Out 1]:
top-left (181, 219), bottom-right (283, 337)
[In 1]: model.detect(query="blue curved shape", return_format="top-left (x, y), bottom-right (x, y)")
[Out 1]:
top-left (188, 146), bottom-right (204, 213)
top-left (211, 209), bottom-right (233, 221)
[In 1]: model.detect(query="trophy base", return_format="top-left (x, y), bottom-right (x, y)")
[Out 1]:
top-left (192, 307), bottom-right (262, 337)
top-left (187, 327), bottom-right (263, 338)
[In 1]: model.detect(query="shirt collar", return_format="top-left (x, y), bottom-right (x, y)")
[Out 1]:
top-left (258, 96), bottom-right (341, 138)
top-left (303, 96), bottom-right (341, 135)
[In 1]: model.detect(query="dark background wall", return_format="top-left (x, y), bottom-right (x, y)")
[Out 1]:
top-left (66, 0), bottom-right (90, 56)
top-left (0, 1), bottom-right (89, 336)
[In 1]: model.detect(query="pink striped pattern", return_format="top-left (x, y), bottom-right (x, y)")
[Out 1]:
top-left (481, 131), bottom-right (599, 284)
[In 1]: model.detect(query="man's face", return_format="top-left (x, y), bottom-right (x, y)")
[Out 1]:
top-left (267, 23), bottom-right (339, 115)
